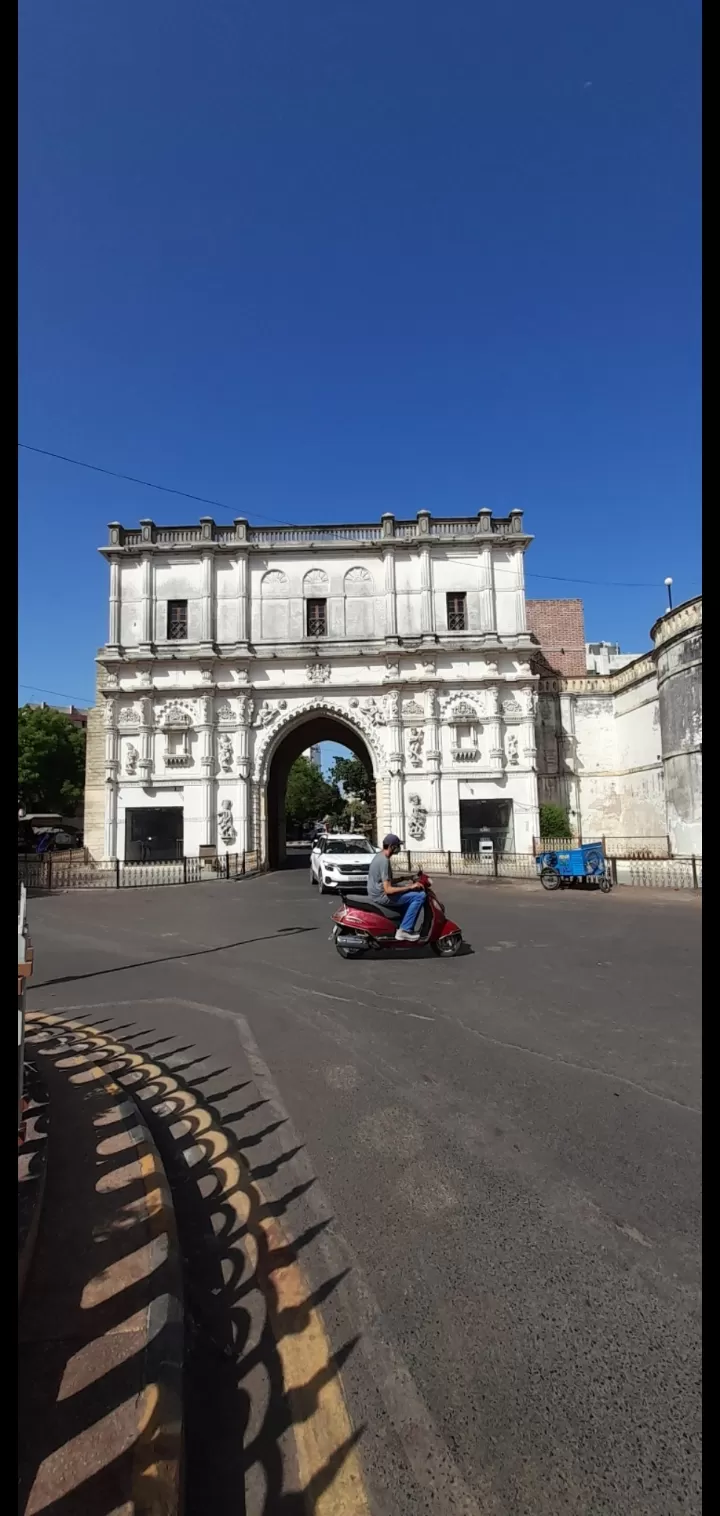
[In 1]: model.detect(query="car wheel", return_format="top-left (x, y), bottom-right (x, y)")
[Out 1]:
top-left (540, 867), bottom-right (562, 892)
top-left (319, 875), bottom-right (329, 894)
top-left (310, 869), bottom-right (316, 886)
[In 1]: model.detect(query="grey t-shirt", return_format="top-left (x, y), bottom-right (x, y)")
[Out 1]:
top-left (367, 850), bottom-right (391, 904)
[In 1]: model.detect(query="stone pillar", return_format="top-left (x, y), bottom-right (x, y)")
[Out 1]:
top-left (511, 550), bottom-right (527, 635)
top-left (237, 550), bottom-right (249, 644)
top-left (138, 697), bottom-right (153, 781)
top-left (419, 545), bottom-right (434, 634)
top-left (103, 698), bottom-right (119, 858)
top-left (198, 697), bottom-right (215, 847)
top-left (383, 548), bottom-right (397, 638)
top-left (485, 686), bottom-right (503, 771)
top-left (425, 691), bottom-right (442, 847)
top-left (200, 552), bottom-right (214, 649)
top-left (479, 546), bottom-right (496, 632)
top-left (139, 554), bottom-right (153, 652)
top-left (385, 690), bottom-right (405, 836)
top-left (108, 558), bottom-right (121, 648)
top-left (236, 699), bottom-right (251, 851)
top-left (519, 689), bottom-right (538, 768)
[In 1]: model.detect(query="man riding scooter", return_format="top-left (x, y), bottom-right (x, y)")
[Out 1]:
top-left (366, 834), bottom-right (426, 942)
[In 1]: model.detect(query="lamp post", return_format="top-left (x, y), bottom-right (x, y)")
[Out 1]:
top-left (664, 577), bottom-right (673, 613)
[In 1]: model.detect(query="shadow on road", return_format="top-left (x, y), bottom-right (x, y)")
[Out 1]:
top-left (23, 1015), bottom-right (364, 1516)
top-left (28, 926), bottom-right (318, 991)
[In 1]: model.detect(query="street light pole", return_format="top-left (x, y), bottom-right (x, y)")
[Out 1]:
top-left (664, 576), bottom-right (673, 612)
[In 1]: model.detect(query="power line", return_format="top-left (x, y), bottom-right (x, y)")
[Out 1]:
top-left (19, 442), bottom-right (666, 590)
top-left (19, 683), bottom-right (95, 706)
top-left (18, 443), bottom-right (295, 527)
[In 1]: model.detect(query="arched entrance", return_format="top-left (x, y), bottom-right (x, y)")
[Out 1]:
top-left (262, 709), bottom-right (380, 869)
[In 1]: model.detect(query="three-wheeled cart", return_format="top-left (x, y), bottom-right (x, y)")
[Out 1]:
top-left (536, 842), bottom-right (613, 893)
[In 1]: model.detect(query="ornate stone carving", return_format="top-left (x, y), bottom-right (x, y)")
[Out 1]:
top-left (200, 668), bottom-right (214, 683)
top-left (408, 793), bottom-right (428, 841)
top-left (216, 702), bottom-right (234, 723)
top-left (104, 670), bottom-right (119, 690)
top-left (236, 694), bottom-right (251, 724)
top-left (139, 670), bottom-right (153, 687)
top-left (421, 657), bottom-right (436, 677)
top-left (119, 705), bottom-right (137, 725)
top-left (408, 728), bottom-right (424, 767)
top-left (125, 744), bottom-right (139, 776)
top-left (161, 702), bottom-right (193, 728)
top-left (345, 565), bottom-right (372, 586)
top-left (252, 697), bottom-right (384, 781)
top-left (219, 733), bottom-right (234, 772)
top-left (443, 698), bottom-right (479, 722)
top-left (385, 690), bottom-right (401, 722)
top-left (254, 700), bottom-right (287, 727)
top-left (482, 661), bottom-right (499, 676)
top-left (218, 799), bottom-right (237, 845)
top-left (403, 699), bottom-right (424, 718)
top-left (261, 569), bottom-right (288, 594)
top-left (103, 698), bottom-right (117, 727)
top-left (303, 568), bottom-right (329, 592)
top-left (502, 696), bottom-right (522, 718)
top-left (362, 697), bottom-right (385, 726)
top-left (506, 732), bottom-right (519, 766)
top-left (306, 663), bottom-right (331, 685)
top-left (384, 659), bottom-right (400, 682)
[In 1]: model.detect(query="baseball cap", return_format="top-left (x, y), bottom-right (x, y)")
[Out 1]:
top-left (382, 834), bottom-right (403, 849)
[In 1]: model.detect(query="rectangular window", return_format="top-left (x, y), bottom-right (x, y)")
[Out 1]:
top-left (446, 593), bottom-right (467, 631)
top-left (167, 600), bottom-right (188, 640)
top-left (306, 598), bottom-right (327, 637)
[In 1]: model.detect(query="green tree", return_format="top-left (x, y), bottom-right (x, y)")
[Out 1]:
top-left (330, 756), bottom-right (376, 834)
top-left (18, 706), bottom-right (86, 815)
top-left (539, 803), bottom-right (572, 839)
top-left (329, 756), bottom-right (374, 806)
top-left (284, 757), bottom-right (341, 830)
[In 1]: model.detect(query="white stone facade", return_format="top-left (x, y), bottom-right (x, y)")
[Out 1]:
top-left (537, 598), bottom-right (702, 856)
top-left (85, 511), bottom-right (541, 861)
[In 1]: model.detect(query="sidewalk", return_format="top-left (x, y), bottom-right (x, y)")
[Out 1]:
top-left (18, 1021), bottom-right (183, 1516)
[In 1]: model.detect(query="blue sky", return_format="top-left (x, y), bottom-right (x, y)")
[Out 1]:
top-left (20, 0), bottom-right (701, 746)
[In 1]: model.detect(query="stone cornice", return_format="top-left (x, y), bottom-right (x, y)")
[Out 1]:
top-left (650, 595), bottom-right (702, 651)
top-left (100, 510), bottom-right (532, 554)
top-left (539, 652), bottom-right (657, 696)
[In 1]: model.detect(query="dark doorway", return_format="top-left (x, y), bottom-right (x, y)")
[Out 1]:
top-left (459, 798), bottom-right (514, 854)
top-left (266, 716), bottom-right (374, 870)
top-left (125, 807), bottom-right (183, 861)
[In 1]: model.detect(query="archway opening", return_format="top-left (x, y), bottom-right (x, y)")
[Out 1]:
top-left (266, 714), bottom-right (376, 870)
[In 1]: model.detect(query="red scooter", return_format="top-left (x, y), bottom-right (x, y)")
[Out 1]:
top-left (331, 868), bottom-right (463, 959)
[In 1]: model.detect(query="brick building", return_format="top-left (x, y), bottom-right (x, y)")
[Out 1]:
top-left (526, 599), bottom-right (586, 676)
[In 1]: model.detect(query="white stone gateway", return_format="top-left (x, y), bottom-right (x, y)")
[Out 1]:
top-left (84, 510), bottom-right (540, 863)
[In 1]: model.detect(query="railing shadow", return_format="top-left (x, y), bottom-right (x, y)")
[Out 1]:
top-left (21, 1016), bottom-right (365, 1516)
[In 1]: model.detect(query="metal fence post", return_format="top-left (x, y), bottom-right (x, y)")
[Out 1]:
top-left (183, 856), bottom-right (188, 885)
top-left (47, 854), bottom-right (52, 892)
top-left (691, 855), bottom-right (698, 890)
top-left (225, 853), bottom-right (230, 879)
top-left (493, 851), bottom-right (499, 878)
top-left (447, 851), bottom-right (452, 874)
top-left (241, 852), bottom-right (246, 876)
top-left (115, 858), bottom-right (120, 889)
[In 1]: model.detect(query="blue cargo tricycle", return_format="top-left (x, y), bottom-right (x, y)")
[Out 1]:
top-left (536, 842), bottom-right (613, 893)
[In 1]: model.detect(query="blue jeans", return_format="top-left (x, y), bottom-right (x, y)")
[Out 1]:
top-left (393, 889), bottom-right (425, 933)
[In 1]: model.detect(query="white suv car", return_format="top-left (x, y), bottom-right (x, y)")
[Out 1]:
top-left (310, 835), bottom-right (377, 894)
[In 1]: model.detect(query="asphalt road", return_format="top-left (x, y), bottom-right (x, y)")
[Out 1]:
top-left (26, 867), bottom-right (702, 1516)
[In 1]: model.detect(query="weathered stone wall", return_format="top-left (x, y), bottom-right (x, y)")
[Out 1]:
top-left (83, 666), bottom-right (107, 860)
top-left (652, 599), bottom-right (702, 857)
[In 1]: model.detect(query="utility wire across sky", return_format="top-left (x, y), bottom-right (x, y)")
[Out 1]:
top-left (19, 442), bottom-right (666, 590)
